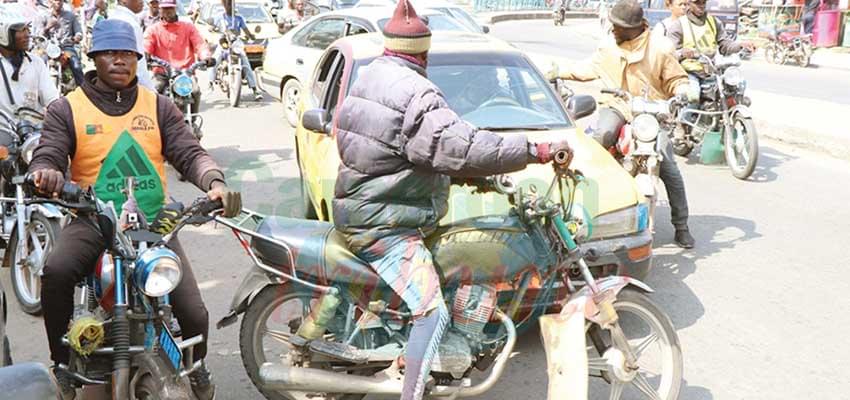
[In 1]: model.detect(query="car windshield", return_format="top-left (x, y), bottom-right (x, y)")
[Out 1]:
top-left (377, 14), bottom-right (469, 32)
top-left (351, 53), bottom-right (572, 130)
top-left (440, 7), bottom-right (484, 33)
top-left (210, 3), bottom-right (273, 23)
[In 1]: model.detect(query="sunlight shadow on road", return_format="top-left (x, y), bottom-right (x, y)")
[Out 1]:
top-left (677, 141), bottom-right (796, 184)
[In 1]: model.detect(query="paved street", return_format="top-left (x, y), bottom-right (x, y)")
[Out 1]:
top-left (4, 20), bottom-right (850, 400)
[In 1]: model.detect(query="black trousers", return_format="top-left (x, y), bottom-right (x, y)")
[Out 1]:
top-left (41, 217), bottom-right (209, 365)
top-left (595, 107), bottom-right (690, 229)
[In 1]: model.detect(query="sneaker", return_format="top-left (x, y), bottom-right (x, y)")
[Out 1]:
top-left (188, 363), bottom-right (216, 400)
top-left (52, 365), bottom-right (77, 400)
top-left (207, 82), bottom-right (215, 93)
top-left (253, 89), bottom-right (263, 101)
top-left (674, 228), bottom-right (695, 249)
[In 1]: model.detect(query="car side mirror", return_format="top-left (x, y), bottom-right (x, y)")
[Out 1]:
top-left (302, 108), bottom-right (331, 134)
top-left (566, 95), bottom-right (597, 120)
top-left (482, 25), bottom-right (490, 34)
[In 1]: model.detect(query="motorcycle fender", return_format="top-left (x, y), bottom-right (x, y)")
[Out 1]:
top-left (27, 203), bottom-right (64, 220)
top-left (634, 173), bottom-right (656, 198)
top-left (215, 266), bottom-right (279, 329)
top-left (730, 105), bottom-right (753, 119)
top-left (569, 276), bottom-right (654, 323)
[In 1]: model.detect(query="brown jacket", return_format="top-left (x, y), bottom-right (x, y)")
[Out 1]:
top-left (29, 71), bottom-right (225, 191)
top-left (555, 30), bottom-right (689, 120)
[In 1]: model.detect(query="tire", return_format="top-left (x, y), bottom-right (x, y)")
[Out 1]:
top-left (135, 375), bottom-right (163, 400)
top-left (8, 212), bottom-right (61, 316)
top-left (229, 63), bottom-right (243, 108)
top-left (282, 79), bottom-right (302, 128)
top-left (724, 115), bottom-right (759, 180)
top-left (586, 289), bottom-right (683, 400)
top-left (294, 137), bottom-right (318, 220)
top-left (672, 141), bottom-right (693, 157)
top-left (2, 336), bottom-right (11, 367)
top-left (239, 285), bottom-right (363, 400)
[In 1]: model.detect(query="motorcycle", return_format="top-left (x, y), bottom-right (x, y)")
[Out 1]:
top-left (213, 30), bottom-right (249, 108)
top-left (148, 57), bottom-right (207, 141)
top-left (0, 108), bottom-right (65, 316)
top-left (214, 151), bottom-right (683, 400)
top-left (673, 52), bottom-right (759, 180)
top-left (32, 36), bottom-right (78, 96)
top-left (23, 175), bottom-right (221, 399)
top-left (765, 28), bottom-right (813, 67)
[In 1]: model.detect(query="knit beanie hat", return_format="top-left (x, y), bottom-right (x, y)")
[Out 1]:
top-left (382, 0), bottom-right (431, 55)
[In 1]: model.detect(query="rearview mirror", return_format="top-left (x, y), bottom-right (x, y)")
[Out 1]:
top-left (302, 109), bottom-right (331, 134)
top-left (566, 95), bottom-right (597, 120)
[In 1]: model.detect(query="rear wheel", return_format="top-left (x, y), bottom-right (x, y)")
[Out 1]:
top-left (8, 212), bottom-right (61, 316)
top-left (724, 115), bottom-right (759, 180)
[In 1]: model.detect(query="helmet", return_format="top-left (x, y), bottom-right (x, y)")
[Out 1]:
top-left (0, 11), bottom-right (29, 50)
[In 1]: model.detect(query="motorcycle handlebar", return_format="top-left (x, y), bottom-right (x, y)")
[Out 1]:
top-left (20, 173), bottom-right (85, 204)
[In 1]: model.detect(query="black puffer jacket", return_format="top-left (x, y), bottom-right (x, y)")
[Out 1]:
top-left (333, 56), bottom-right (532, 251)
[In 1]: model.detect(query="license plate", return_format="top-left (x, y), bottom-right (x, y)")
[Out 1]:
top-left (158, 324), bottom-right (182, 371)
top-left (245, 44), bottom-right (264, 53)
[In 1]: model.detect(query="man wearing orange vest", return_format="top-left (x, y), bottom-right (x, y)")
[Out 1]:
top-left (28, 19), bottom-right (241, 400)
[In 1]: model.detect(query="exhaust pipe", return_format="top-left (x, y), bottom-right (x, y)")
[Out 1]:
top-left (259, 311), bottom-right (517, 398)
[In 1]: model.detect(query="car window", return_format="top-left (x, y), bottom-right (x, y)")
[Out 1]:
top-left (377, 14), bottom-right (469, 32)
top-left (236, 3), bottom-right (274, 23)
top-left (323, 53), bottom-right (347, 118)
top-left (312, 49), bottom-right (341, 105)
top-left (300, 18), bottom-right (347, 49)
top-left (347, 22), bottom-right (370, 36)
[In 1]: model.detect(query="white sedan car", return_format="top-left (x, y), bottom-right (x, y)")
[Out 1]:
top-left (257, 6), bottom-right (474, 127)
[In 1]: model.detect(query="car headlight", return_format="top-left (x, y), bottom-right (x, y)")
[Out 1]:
top-left (172, 74), bottom-right (194, 98)
top-left (20, 133), bottom-right (41, 165)
top-left (133, 247), bottom-right (182, 297)
top-left (631, 114), bottom-right (659, 142)
top-left (46, 43), bottom-right (61, 59)
top-left (590, 203), bottom-right (648, 239)
top-left (231, 40), bottom-right (245, 55)
top-left (723, 67), bottom-right (742, 87)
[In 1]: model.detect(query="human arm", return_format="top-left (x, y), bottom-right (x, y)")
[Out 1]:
top-left (71, 12), bottom-right (83, 42)
top-left (659, 45), bottom-right (691, 98)
top-left (240, 17), bottom-right (256, 40)
top-left (35, 57), bottom-right (60, 107)
top-left (714, 16), bottom-right (752, 55)
top-left (545, 50), bottom-right (602, 82)
top-left (28, 98), bottom-right (73, 195)
top-left (189, 25), bottom-right (211, 61)
top-left (143, 25), bottom-right (157, 57)
top-left (156, 96), bottom-right (225, 191)
top-left (665, 19), bottom-right (692, 60)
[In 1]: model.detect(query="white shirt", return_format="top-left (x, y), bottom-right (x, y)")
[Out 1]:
top-left (109, 5), bottom-right (154, 89)
top-left (0, 52), bottom-right (60, 119)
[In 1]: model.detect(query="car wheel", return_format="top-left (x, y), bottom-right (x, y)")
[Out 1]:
top-left (282, 79), bottom-right (302, 128)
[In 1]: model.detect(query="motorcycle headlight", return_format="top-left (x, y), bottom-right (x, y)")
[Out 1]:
top-left (133, 247), bottom-right (182, 297)
top-left (21, 133), bottom-right (41, 164)
top-left (631, 114), bottom-right (659, 142)
top-left (231, 40), bottom-right (245, 55)
top-left (590, 203), bottom-right (648, 239)
top-left (46, 43), bottom-right (61, 59)
top-left (723, 67), bottom-right (742, 87)
top-left (172, 74), bottom-right (194, 98)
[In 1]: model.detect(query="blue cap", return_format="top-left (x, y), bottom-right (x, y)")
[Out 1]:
top-left (87, 19), bottom-right (142, 59)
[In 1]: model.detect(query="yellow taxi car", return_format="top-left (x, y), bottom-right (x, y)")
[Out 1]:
top-left (294, 31), bottom-right (654, 279)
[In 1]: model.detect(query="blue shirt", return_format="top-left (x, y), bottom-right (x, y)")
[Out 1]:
top-left (215, 13), bottom-right (247, 33)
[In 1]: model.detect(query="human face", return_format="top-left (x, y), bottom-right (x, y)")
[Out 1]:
top-left (222, 0), bottom-right (232, 15)
top-left (14, 25), bottom-right (31, 51)
top-left (689, 0), bottom-right (706, 18)
top-left (295, 0), bottom-right (303, 11)
top-left (123, 0), bottom-right (145, 14)
top-left (150, 1), bottom-right (160, 16)
top-left (94, 50), bottom-right (138, 89)
top-left (161, 6), bottom-right (177, 21)
top-left (670, 0), bottom-right (687, 18)
top-left (612, 24), bottom-right (644, 44)
top-left (51, 0), bottom-right (62, 14)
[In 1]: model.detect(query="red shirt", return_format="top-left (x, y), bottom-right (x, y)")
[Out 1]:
top-left (144, 21), bottom-right (210, 71)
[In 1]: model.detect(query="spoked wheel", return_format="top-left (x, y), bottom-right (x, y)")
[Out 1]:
top-left (586, 289), bottom-right (682, 400)
top-left (8, 212), bottom-right (61, 315)
top-left (239, 284), bottom-right (363, 400)
top-left (724, 115), bottom-right (759, 180)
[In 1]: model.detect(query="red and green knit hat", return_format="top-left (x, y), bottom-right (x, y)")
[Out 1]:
top-left (382, 0), bottom-right (431, 54)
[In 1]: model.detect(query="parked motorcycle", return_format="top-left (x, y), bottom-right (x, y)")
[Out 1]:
top-left (24, 175), bottom-right (220, 399)
top-left (673, 52), bottom-right (759, 180)
top-left (0, 108), bottom-right (65, 316)
top-left (32, 36), bottom-right (78, 96)
top-left (214, 30), bottom-right (249, 108)
top-left (148, 57), bottom-right (207, 141)
top-left (214, 151), bottom-right (683, 400)
top-left (765, 28), bottom-right (813, 67)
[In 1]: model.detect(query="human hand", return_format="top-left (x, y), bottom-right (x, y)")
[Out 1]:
top-left (545, 61), bottom-right (560, 82)
top-left (741, 41), bottom-right (756, 53)
top-left (206, 181), bottom-right (242, 217)
top-left (533, 140), bottom-right (572, 164)
top-left (31, 169), bottom-right (65, 198)
top-left (681, 48), bottom-right (697, 59)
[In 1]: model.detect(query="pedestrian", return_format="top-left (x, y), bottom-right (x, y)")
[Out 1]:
top-left (109, 0), bottom-right (155, 89)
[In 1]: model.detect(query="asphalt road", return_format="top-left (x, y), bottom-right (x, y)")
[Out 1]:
top-left (4, 48), bottom-right (850, 399)
top-left (490, 19), bottom-right (850, 105)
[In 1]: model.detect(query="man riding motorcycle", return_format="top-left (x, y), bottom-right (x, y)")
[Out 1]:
top-left (1, 16), bottom-right (59, 118)
top-left (547, 0), bottom-right (696, 248)
top-left (665, 0), bottom-right (755, 102)
top-left (142, 0), bottom-right (161, 32)
top-left (28, 20), bottom-right (242, 400)
top-left (144, 0), bottom-right (213, 114)
top-left (207, 0), bottom-right (263, 101)
top-left (42, 0), bottom-right (85, 86)
top-left (331, 2), bottom-right (570, 399)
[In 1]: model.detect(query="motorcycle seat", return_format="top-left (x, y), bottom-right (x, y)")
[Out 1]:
top-left (251, 217), bottom-right (387, 288)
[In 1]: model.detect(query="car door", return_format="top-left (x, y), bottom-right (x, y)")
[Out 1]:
top-left (290, 17), bottom-right (347, 84)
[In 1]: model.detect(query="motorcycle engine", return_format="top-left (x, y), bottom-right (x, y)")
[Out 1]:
top-left (452, 284), bottom-right (498, 339)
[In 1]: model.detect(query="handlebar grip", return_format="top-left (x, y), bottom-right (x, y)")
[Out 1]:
top-left (198, 199), bottom-right (223, 215)
top-left (553, 149), bottom-right (573, 167)
top-left (600, 88), bottom-right (619, 95)
top-left (60, 182), bottom-right (83, 203)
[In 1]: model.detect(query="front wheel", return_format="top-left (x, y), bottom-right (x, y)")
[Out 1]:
top-left (724, 114), bottom-right (759, 180)
top-left (282, 79), bottom-right (302, 128)
top-left (587, 289), bottom-right (683, 400)
top-left (229, 63), bottom-right (243, 108)
top-left (7, 212), bottom-right (61, 316)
